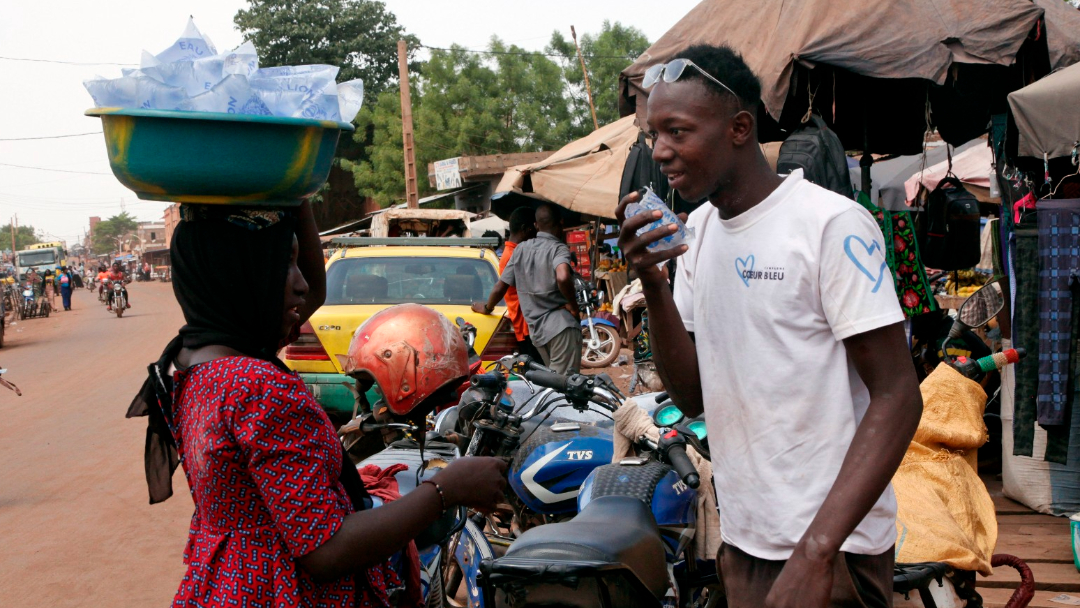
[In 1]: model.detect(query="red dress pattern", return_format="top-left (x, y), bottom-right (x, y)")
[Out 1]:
top-left (171, 357), bottom-right (401, 607)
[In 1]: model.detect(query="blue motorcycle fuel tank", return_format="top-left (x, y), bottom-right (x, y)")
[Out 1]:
top-left (578, 459), bottom-right (697, 559)
top-left (508, 422), bottom-right (614, 514)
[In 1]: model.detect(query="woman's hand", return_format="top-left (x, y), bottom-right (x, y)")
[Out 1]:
top-left (433, 456), bottom-right (508, 512)
top-left (615, 191), bottom-right (688, 284)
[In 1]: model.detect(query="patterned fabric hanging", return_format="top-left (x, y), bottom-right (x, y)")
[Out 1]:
top-left (857, 191), bottom-right (938, 317)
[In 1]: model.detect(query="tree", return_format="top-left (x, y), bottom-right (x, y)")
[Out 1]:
top-left (0, 224), bottom-right (40, 252)
top-left (234, 0), bottom-right (418, 106)
top-left (234, 0), bottom-right (420, 227)
top-left (547, 21), bottom-right (651, 133)
top-left (346, 39), bottom-right (576, 207)
top-left (91, 213), bottom-right (138, 255)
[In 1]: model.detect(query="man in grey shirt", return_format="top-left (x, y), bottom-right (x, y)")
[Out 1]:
top-left (474, 203), bottom-right (582, 374)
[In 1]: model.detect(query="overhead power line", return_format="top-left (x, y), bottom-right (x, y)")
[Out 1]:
top-left (0, 162), bottom-right (112, 175)
top-left (0, 55), bottom-right (135, 67)
top-left (418, 44), bottom-right (638, 61)
top-left (0, 132), bottom-right (103, 141)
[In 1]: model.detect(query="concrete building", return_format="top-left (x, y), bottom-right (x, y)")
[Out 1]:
top-left (163, 204), bottom-right (180, 249)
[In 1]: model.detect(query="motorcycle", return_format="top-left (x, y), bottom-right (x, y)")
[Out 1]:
top-left (328, 318), bottom-right (498, 608)
top-left (435, 355), bottom-right (625, 607)
top-left (474, 381), bottom-right (712, 608)
top-left (21, 283), bottom-right (49, 319)
top-left (576, 276), bottom-right (621, 369)
top-left (110, 280), bottom-right (127, 318)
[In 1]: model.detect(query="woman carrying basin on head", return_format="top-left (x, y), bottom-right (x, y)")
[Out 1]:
top-left (128, 201), bottom-right (506, 607)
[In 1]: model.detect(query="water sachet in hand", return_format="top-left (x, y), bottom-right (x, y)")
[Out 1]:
top-left (624, 187), bottom-right (693, 254)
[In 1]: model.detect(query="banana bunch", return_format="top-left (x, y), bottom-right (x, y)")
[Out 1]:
top-left (943, 270), bottom-right (990, 296)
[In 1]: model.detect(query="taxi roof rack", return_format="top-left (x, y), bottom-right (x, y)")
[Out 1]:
top-left (329, 237), bottom-right (500, 248)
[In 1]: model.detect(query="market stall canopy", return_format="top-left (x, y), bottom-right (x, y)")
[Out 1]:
top-left (903, 143), bottom-right (997, 204)
top-left (1034, 0), bottom-right (1080, 71)
top-left (620, 0), bottom-right (1049, 154)
top-left (495, 116), bottom-right (641, 220)
top-left (1008, 62), bottom-right (1080, 160)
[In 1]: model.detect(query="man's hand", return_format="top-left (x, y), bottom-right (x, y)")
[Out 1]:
top-left (471, 301), bottom-right (492, 315)
top-left (616, 191), bottom-right (688, 283)
top-left (765, 549), bottom-right (835, 608)
top-left (565, 303), bottom-right (580, 317)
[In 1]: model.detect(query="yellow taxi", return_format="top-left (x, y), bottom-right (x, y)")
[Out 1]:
top-left (283, 239), bottom-right (514, 419)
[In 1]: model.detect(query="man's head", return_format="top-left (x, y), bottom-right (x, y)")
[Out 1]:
top-left (508, 206), bottom-right (537, 243)
top-left (534, 203), bottom-right (564, 240)
top-left (111, 262), bottom-right (121, 272)
top-left (646, 44), bottom-right (762, 203)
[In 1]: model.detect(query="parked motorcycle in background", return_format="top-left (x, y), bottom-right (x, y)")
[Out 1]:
top-left (576, 276), bottom-right (621, 368)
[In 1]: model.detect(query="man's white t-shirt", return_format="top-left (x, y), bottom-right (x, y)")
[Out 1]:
top-left (674, 170), bottom-right (904, 560)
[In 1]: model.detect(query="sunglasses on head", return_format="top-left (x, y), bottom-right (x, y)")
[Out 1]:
top-left (643, 58), bottom-right (740, 105)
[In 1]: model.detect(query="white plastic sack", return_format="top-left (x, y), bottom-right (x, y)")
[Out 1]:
top-left (337, 79), bottom-right (365, 123)
top-left (188, 74), bottom-right (271, 116)
top-left (154, 18), bottom-right (217, 64)
top-left (84, 19), bottom-right (362, 122)
top-left (249, 65), bottom-right (339, 119)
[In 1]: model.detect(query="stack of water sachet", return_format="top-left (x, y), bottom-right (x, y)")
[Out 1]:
top-left (84, 19), bottom-right (364, 122)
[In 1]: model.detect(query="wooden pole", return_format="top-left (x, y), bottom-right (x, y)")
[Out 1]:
top-left (398, 39), bottom-right (419, 209)
top-left (11, 215), bottom-right (18, 279)
top-left (571, 26), bottom-right (599, 131)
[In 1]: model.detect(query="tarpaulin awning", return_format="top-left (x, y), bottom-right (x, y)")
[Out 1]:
top-left (1008, 62), bottom-right (1080, 160)
top-left (495, 116), bottom-right (641, 220)
top-left (620, 0), bottom-right (1049, 154)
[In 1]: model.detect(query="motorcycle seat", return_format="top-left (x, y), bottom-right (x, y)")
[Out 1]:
top-left (494, 495), bottom-right (668, 598)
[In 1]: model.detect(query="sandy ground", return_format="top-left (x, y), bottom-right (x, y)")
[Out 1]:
top-left (0, 281), bottom-right (192, 607)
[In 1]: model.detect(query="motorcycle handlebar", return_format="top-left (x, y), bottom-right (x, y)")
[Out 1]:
top-left (470, 373), bottom-right (503, 389)
top-left (667, 443), bottom-right (700, 489)
top-left (955, 348), bottom-right (1026, 379)
top-left (524, 370), bottom-right (569, 392)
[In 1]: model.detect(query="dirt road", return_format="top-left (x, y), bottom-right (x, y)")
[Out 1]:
top-left (0, 281), bottom-right (192, 606)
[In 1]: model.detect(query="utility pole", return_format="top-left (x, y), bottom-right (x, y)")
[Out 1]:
top-left (571, 26), bottom-right (599, 131)
top-left (398, 39), bottom-right (419, 209)
top-left (11, 215), bottom-right (18, 278)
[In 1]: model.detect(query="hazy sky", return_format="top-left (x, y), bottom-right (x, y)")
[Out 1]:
top-left (0, 0), bottom-right (699, 246)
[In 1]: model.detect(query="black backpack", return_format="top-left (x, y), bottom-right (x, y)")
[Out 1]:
top-left (776, 115), bottom-right (852, 198)
top-left (918, 176), bottom-right (982, 270)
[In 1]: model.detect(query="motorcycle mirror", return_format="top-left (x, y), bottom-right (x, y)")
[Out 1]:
top-left (942, 280), bottom-right (1004, 365)
top-left (455, 316), bottom-right (467, 328)
top-left (956, 281), bottom-right (1005, 330)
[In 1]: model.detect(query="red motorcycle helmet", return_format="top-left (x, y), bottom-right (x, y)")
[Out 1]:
top-left (343, 303), bottom-right (470, 416)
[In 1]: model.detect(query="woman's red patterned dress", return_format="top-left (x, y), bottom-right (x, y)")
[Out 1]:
top-left (171, 356), bottom-right (401, 607)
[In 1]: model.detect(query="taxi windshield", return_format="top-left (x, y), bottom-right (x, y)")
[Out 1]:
top-left (325, 256), bottom-right (497, 305)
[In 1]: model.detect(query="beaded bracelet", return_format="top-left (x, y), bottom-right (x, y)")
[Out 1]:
top-left (421, 480), bottom-right (447, 512)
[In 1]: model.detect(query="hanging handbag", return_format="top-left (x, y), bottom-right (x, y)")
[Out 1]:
top-left (919, 176), bottom-right (982, 270)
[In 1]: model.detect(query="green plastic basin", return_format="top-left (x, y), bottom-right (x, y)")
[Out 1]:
top-left (86, 108), bottom-right (355, 207)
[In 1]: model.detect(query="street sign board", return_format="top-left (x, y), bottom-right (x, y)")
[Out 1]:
top-left (434, 157), bottom-right (463, 191)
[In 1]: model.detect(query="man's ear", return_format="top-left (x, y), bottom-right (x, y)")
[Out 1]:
top-left (729, 110), bottom-right (756, 147)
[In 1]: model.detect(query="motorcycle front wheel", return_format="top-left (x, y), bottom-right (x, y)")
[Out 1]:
top-left (580, 324), bottom-right (621, 368)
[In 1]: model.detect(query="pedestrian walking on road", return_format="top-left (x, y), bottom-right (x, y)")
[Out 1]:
top-left (127, 202), bottom-right (505, 608)
top-left (58, 266), bottom-right (73, 311)
top-left (474, 202), bottom-right (582, 374)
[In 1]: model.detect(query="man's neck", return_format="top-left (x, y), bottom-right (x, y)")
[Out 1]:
top-left (508, 234), bottom-right (524, 245)
top-left (709, 154), bottom-right (785, 220)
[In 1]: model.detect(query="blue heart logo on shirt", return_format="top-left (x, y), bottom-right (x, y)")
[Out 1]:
top-left (844, 235), bottom-right (888, 293)
top-left (735, 255), bottom-right (755, 287)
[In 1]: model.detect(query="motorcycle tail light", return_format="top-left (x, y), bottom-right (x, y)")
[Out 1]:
top-left (283, 322), bottom-right (331, 361)
top-left (479, 316), bottom-right (517, 362)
